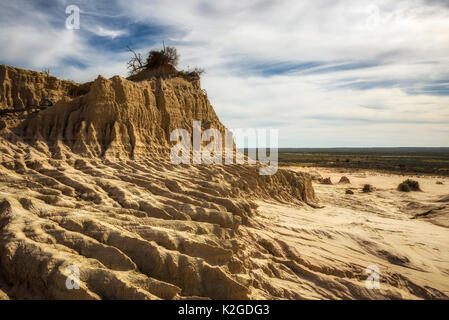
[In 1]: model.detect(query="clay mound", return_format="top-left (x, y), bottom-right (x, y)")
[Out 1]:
top-left (339, 176), bottom-right (350, 184)
top-left (0, 66), bottom-right (316, 299)
top-left (320, 177), bottom-right (332, 185)
top-left (308, 170), bottom-right (323, 181)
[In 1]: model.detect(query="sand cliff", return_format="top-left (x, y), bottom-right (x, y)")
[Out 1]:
top-left (0, 65), bottom-right (78, 110)
top-left (0, 66), bottom-right (315, 299)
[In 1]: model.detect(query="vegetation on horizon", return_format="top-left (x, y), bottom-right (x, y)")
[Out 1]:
top-left (277, 148), bottom-right (449, 176)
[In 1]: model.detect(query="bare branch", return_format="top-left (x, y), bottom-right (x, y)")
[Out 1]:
top-left (126, 46), bottom-right (146, 76)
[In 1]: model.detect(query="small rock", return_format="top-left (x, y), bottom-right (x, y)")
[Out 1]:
top-left (320, 177), bottom-right (332, 185)
top-left (345, 189), bottom-right (354, 195)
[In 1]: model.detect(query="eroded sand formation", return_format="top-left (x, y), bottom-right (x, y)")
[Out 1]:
top-left (0, 65), bottom-right (447, 300)
top-left (0, 66), bottom-right (315, 299)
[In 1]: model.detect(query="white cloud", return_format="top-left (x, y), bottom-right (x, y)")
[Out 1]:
top-left (204, 73), bottom-right (449, 147)
top-left (114, 0), bottom-right (449, 146)
top-left (1, 0), bottom-right (448, 146)
top-left (118, 0), bottom-right (449, 64)
top-left (89, 26), bottom-right (128, 39)
top-left (0, 2), bottom-right (86, 69)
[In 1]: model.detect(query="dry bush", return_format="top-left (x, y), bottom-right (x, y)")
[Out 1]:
top-left (146, 46), bottom-right (179, 69)
top-left (398, 179), bottom-right (421, 192)
top-left (127, 46), bottom-right (179, 76)
top-left (398, 183), bottom-right (411, 192)
top-left (126, 46), bottom-right (145, 76)
top-left (127, 45), bottom-right (204, 81)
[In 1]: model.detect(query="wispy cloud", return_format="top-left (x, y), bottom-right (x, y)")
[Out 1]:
top-left (0, 0), bottom-right (448, 146)
top-left (88, 26), bottom-right (128, 39)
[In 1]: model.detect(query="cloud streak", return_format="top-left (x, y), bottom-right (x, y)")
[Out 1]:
top-left (0, 0), bottom-right (448, 146)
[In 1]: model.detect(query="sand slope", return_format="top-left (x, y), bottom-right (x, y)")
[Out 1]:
top-left (250, 167), bottom-right (449, 299)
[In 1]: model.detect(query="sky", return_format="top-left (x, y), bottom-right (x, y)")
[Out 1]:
top-left (1, 0), bottom-right (448, 147)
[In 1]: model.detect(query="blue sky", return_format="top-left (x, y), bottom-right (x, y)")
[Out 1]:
top-left (1, 0), bottom-right (449, 147)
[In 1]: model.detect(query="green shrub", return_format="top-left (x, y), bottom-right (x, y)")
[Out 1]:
top-left (363, 184), bottom-right (374, 193)
top-left (346, 189), bottom-right (354, 195)
top-left (398, 179), bottom-right (421, 192)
